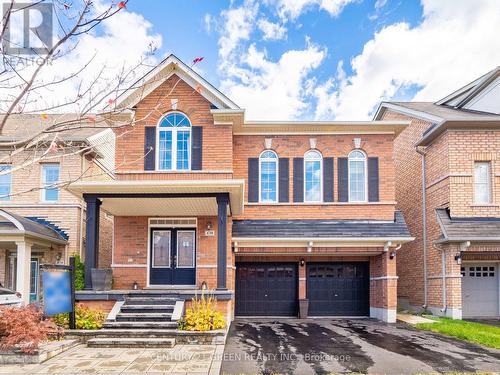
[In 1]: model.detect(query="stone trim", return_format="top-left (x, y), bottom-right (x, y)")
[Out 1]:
top-left (370, 307), bottom-right (396, 323)
top-left (370, 276), bottom-right (398, 281)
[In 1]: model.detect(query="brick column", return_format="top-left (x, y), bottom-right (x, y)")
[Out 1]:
top-left (370, 251), bottom-right (397, 322)
top-left (216, 193), bottom-right (229, 290)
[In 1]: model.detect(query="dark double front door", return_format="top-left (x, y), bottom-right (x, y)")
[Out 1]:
top-left (149, 228), bottom-right (196, 285)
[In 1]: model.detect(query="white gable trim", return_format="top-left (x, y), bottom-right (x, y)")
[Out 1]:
top-left (373, 102), bottom-right (443, 123)
top-left (114, 55), bottom-right (239, 111)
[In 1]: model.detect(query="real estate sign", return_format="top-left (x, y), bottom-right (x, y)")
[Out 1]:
top-left (42, 271), bottom-right (72, 316)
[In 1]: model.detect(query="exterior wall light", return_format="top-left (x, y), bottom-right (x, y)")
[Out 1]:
top-left (300, 258), bottom-right (305, 267)
top-left (201, 281), bottom-right (208, 290)
top-left (133, 281), bottom-right (138, 290)
top-left (389, 251), bottom-right (396, 260)
top-left (454, 255), bottom-right (462, 265)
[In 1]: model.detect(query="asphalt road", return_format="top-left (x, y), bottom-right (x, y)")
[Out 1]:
top-left (221, 318), bottom-right (500, 375)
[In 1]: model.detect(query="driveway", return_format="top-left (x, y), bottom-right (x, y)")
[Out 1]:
top-left (222, 318), bottom-right (500, 375)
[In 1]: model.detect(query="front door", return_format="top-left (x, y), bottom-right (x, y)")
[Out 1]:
top-left (149, 228), bottom-right (196, 285)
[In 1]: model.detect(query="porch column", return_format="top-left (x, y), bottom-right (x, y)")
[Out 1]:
top-left (15, 241), bottom-right (32, 305)
top-left (84, 195), bottom-right (101, 290)
top-left (369, 251), bottom-right (398, 323)
top-left (216, 193), bottom-right (229, 290)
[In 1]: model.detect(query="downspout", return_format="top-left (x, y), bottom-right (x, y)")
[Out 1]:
top-left (433, 242), bottom-right (447, 314)
top-left (416, 146), bottom-right (428, 310)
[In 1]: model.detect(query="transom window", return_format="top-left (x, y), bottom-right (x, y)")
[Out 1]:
top-left (157, 112), bottom-right (191, 171)
top-left (259, 150), bottom-right (278, 203)
top-left (304, 150), bottom-right (322, 202)
top-left (474, 161), bottom-right (491, 204)
top-left (349, 150), bottom-right (367, 202)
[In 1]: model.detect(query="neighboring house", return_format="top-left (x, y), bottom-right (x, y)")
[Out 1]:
top-left (0, 114), bottom-right (115, 304)
top-left (375, 67), bottom-right (500, 319)
top-left (70, 54), bottom-right (413, 323)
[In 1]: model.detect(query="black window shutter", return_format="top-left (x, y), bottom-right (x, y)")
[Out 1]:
top-left (144, 126), bottom-right (156, 171)
top-left (191, 126), bottom-right (203, 170)
top-left (278, 158), bottom-right (289, 202)
top-left (293, 158), bottom-right (304, 202)
top-left (368, 157), bottom-right (379, 202)
top-left (338, 157), bottom-right (348, 202)
top-left (323, 157), bottom-right (334, 202)
top-left (248, 158), bottom-right (259, 203)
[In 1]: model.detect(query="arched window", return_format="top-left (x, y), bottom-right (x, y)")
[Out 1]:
top-left (348, 150), bottom-right (367, 202)
top-left (157, 112), bottom-right (192, 171)
top-left (259, 150), bottom-right (278, 203)
top-left (304, 150), bottom-right (322, 202)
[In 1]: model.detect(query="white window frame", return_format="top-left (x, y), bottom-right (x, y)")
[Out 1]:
top-left (348, 149), bottom-right (368, 203)
top-left (41, 163), bottom-right (60, 202)
top-left (156, 112), bottom-right (192, 171)
top-left (0, 164), bottom-right (12, 201)
top-left (474, 161), bottom-right (492, 204)
top-left (304, 149), bottom-right (323, 203)
top-left (259, 150), bottom-right (279, 203)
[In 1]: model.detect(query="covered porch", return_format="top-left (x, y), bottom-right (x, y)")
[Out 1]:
top-left (68, 180), bottom-right (244, 292)
top-left (0, 210), bottom-right (68, 305)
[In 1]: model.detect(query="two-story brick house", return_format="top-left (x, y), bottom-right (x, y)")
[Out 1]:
top-left (375, 67), bottom-right (500, 318)
top-left (70, 55), bottom-right (413, 323)
top-left (0, 114), bottom-right (115, 304)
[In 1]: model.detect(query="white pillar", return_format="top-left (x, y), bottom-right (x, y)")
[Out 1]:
top-left (15, 241), bottom-right (32, 306)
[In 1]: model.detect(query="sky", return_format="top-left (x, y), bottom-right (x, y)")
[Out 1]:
top-left (3, 0), bottom-right (500, 120)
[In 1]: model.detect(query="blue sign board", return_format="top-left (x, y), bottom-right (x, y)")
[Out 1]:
top-left (42, 271), bottom-right (72, 316)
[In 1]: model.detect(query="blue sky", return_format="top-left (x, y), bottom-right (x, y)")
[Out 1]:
top-left (6, 0), bottom-right (498, 120)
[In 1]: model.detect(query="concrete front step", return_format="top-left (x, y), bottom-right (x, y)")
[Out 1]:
top-left (87, 337), bottom-right (175, 348)
top-left (120, 304), bottom-right (175, 313)
top-left (116, 312), bottom-right (173, 322)
top-left (125, 296), bottom-right (179, 305)
top-left (103, 321), bottom-right (178, 329)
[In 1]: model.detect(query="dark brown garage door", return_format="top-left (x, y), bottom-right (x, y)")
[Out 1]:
top-left (235, 263), bottom-right (297, 316)
top-left (307, 262), bottom-right (369, 316)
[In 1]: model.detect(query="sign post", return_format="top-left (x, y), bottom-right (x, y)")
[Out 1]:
top-left (40, 256), bottom-right (76, 329)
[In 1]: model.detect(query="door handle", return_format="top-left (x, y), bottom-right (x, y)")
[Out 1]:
top-left (173, 255), bottom-right (177, 268)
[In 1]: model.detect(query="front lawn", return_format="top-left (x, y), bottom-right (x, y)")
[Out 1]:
top-left (416, 317), bottom-right (500, 349)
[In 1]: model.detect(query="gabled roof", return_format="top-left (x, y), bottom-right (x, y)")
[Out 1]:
top-left (114, 54), bottom-right (240, 111)
top-left (435, 208), bottom-right (500, 243)
top-left (0, 209), bottom-right (68, 244)
top-left (436, 66), bottom-right (500, 108)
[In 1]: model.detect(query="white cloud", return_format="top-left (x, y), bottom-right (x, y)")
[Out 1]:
top-left (314, 0), bottom-right (500, 120)
top-left (374, 0), bottom-right (387, 9)
top-left (258, 19), bottom-right (287, 40)
top-left (1, 0), bottom-right (162, 113)
top-left (218, 0), bottom-right (259, 61)
top-left (203, 13), bottom-right (214, 34)
top-left (267, 0), bottom-right (357, 20)
top-left (221, 42), bottom-right (326, 120)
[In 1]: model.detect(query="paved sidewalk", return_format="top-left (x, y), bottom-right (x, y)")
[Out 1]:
top-left (0, 344), bottom-right (223, 374)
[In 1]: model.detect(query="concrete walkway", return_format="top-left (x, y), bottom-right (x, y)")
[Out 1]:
top-left (0, 344), bottom-right (223, 374)
top-left (397, 313), bottom-right (436, 325)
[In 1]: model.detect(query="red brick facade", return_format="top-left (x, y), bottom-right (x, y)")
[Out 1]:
top-left (95, 69), bottom-right (408, 322)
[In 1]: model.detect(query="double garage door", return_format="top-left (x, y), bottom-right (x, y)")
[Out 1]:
top-left (235, 262), bottom-right (369, 316)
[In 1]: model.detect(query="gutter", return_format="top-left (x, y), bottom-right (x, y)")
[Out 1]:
top-left (416, 145), bottom-right (429, 310)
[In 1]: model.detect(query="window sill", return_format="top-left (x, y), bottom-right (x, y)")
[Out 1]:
top-left (470, 204), bottom-right (499, 208)
top-left (246, 201), bottom-right (395, 206)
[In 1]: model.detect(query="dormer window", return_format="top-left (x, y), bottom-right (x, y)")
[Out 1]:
top-left (157, 112), bottom-right (191, 171)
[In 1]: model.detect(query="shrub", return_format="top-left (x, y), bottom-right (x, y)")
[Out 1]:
top-left (73, 255), bottom-right (85, 291)
top-left (0, 305), bottom-right (56, 353)
top-left (178, 293), bottom-right (226, 331)
top-left (52, 304), bottom-right (105, 330)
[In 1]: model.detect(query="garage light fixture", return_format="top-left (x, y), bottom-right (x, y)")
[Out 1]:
top-left (300, 258), bottom-right (305, 267)
top-left (454, 255), bottom-right (462, 265)
top-left (389, 251), bottom-right (396, 260)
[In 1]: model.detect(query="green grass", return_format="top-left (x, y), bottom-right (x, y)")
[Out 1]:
top-left (415, 317), bottom-right (500, 349)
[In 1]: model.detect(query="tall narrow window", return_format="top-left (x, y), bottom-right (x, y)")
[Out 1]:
top-left (349, 150), bottom-right (367, 202)
top-left (0, 165), bottom-right (12, 200)
top-left (259, 150), bottom-right (278, 203)
top-left (304, 150), bottom-right (322, 202)
top-left (42, 164), bottom-right (60, 201)
top-left (157, 112), bottom-right (191, 171)
top-left (474, 161), bottom-right (491, 204)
